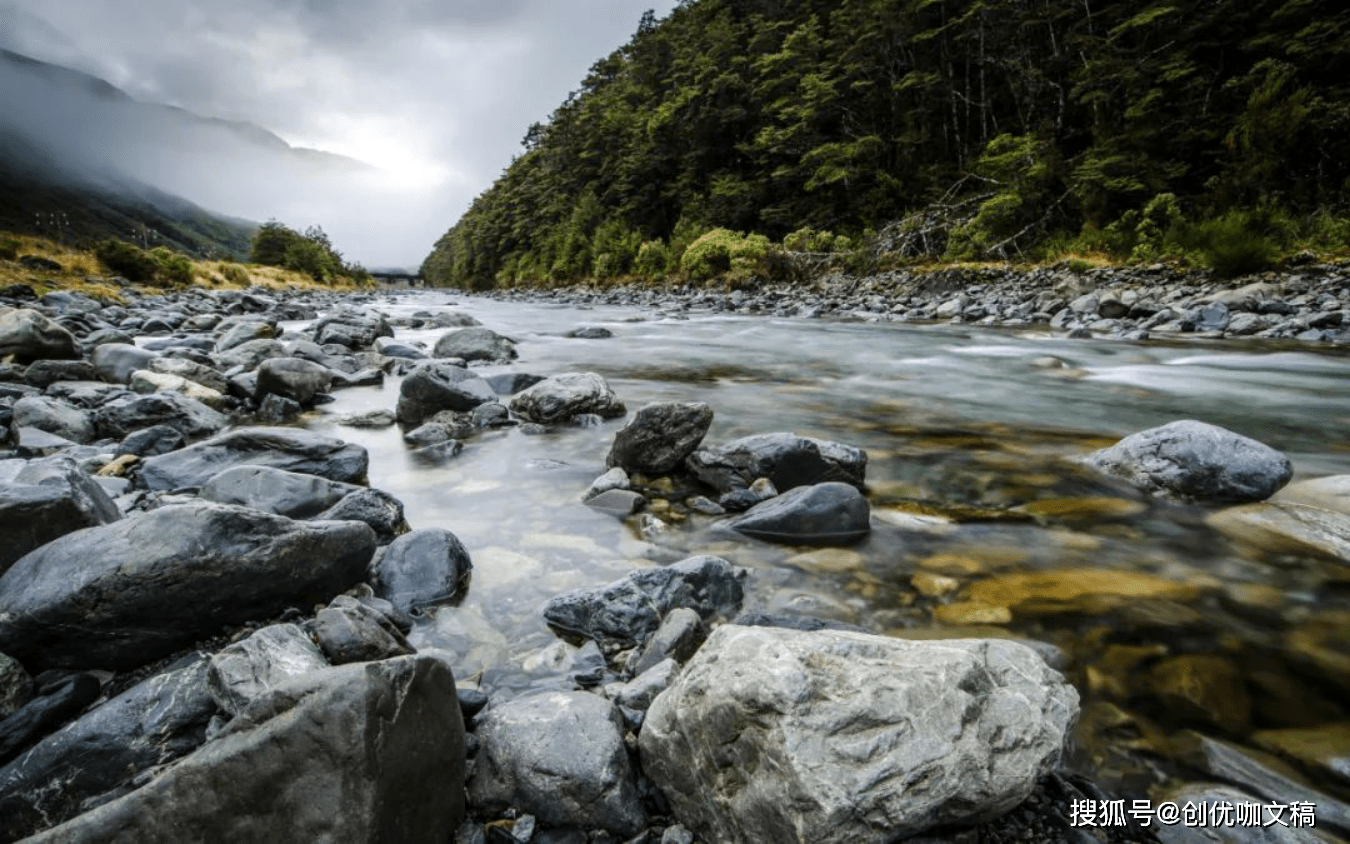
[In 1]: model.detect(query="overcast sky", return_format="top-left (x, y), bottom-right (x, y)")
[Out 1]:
top-left (0, 0), bottom-right (679, 267)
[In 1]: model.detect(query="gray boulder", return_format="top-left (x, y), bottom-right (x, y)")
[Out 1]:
top-left (0, 657), bottom-right (215, 841)
top-left (607, 401), bottom-right (713, 474)
top-left (147, 356), bottom-right (229, 394)
top-left (307, 598), bottom-right (414, 665)
top-left (640, 627), bottom-right (1080, 843)
top-left (373, 528), bottom-right (473, 613)
top-left (432, 326), bottom-right (517, 362)
top-left (214, 338), bottom-right (287, 371)
top-left (254, 356), bottom-right (333, 406)
top-left (199, 464), bottom-right (359, 518)
top-left (139, 427), bottom-right (368, 491)
top-left (10, 395), bottom-right (94, 443)
top-left (207, 624), bottom-right (329, 716)
top-left (313, 310), bottom-right (392, 350)
top-left (0, 309), bottom-right (79, 363)
top-left (22, 360), bottom-right (96, 388)
top-left (92, 392), bottom-right (228, 441)
top-left (725, 481), bottom-right (871, 546)
top-left (314, 487), bottom-right (410, 544)
top-left (0, 456), bottom-right (120, 574)
top-left (686, 432), bottom-right (867, 493)
top-left (508, 372), bottom-right (625, 425)
top-left (213, 319), bottom-right (274, 352)
top-left (469, 690), bottom-right (644, 835)
top-left (543, 555), bottom-right (743, 648)
top-left (1085, 419), bottom-right (1293, 502)
top-left (26, 656), bottom-right (464, 843)
top-left (115, 424), bottom-right (185, 457)
top-left (91, 343), bottom-right (157, 384)
top-left (396, 361), bottom-right (496, 425)
top-left (0, 502), bottom-right (377, 670)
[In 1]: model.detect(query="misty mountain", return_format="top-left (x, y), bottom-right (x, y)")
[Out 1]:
top-left (0, 47), bottom-right (374, 258)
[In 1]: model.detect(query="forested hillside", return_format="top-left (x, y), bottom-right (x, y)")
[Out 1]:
top-left (423, 0), bottom-right (1350, 288)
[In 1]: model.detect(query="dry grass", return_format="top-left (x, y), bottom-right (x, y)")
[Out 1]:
top-left (0, 231), bottom-right (366, 302)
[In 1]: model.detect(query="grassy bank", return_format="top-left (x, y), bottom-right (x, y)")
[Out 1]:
top-left (0, 231), bottom-right (371, 303)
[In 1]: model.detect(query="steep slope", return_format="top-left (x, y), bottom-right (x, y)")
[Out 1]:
top-left (423, 0), bottom-right (1350, 289)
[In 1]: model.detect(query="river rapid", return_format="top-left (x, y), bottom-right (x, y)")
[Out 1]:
top-left (306, 291), bottom-right (1350, 798)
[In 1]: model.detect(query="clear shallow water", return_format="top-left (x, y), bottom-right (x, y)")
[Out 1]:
top-left (305, 291), bottom-right (1350, 794)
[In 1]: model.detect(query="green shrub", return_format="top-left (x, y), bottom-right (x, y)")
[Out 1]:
top-left (729, 233), bottom-right (771, 273)
top-left (149, 247), bottom-right (193, 285)
top-left (0, 238), bottom-right (19, 261)
top-left (634, 240), bottom-right (669, 276)
top-left (1187, 210), bottom-right (1281, 277)
top-left (95, 239), bottom-right (161, 282)
top-left (592, 252), bottom-right (621, 279)
top-left (680, 228), bottom-right (742, 279)
top-left (220, 263), bottom-right (250, 285)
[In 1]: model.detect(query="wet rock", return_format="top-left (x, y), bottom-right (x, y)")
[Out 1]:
top-left (585, 489), bottom-right (646, 518)
top-left (1208, 502), bottom-right (1350, 562)
top-left (12, 425), bottom-right (75, 455)
top-left (1272, 474), bottom-right (1350, 515)
top-left (148, 356), bottom-right (229, 394)
top-left (0, 653), bottom-right (33, 718)
top-left (336, 408), bottom-right (398, 428)
top-left (1252, 722), bottom-right (1350, 792)
top-left (433, 326), bottom-right (518, 362)
top-left (128, 369), bottom-right (227, 408)
top-left (256, 392), bottom-right (302, 421)
top-left (0, 673), bottom-right (101, 766)
top-left (0, 658), bottom-right (215, 841)
top-left (308, 600), bottom-right (414, 665)
top-left (606, 401), bottom-right (713, 474)
top-left (686, 431), bottom-right (867, 494)
top-left (1145, 654), bottom-right (1251, 734)
top-left (26, 656), bottom-right (465, 843)
top-left (373, 528), bottom-right (473, 613)
top-left (115, 423), bottom-right (185, 457)
top-left (214, 319), bottom-right (275, 352)
top-left (313, 487), bottom-right (410, 544)
top-left (0, 309), bottom-right (79, 362)
top-left (43, 379), bottom-right (128, 408)
top-left (1153, 783), bottom-right (1316, 844)
top-left (640, 626), bottom-right (1078, 843)
top-left (508, 372), bottom-right (625, 425)
top-left (214, 337), bottom-right (287, 371)
top-left (409, 439), bottom-right (465, 464)
top-left (207, 624), bottom-right (329, 717)
top-left (0, 456), bottom-right (121, 574)
top-left (253, 356), bottom-right (333, 406)
top-left (486, 372), bottom-right (546, 395)
top-left (10, 395), bottom-right (94, 443)
top-left (469, 690), bottom-right (645, 836)
top-left (373, 337), bottom-right (426, 359)
top-left (312, 310), bottom-right (392, 350)
top-left (23, 359), bottom-right (96, 388)
top-left (0, 502), bottom-right (377, 670)
top-left (584, 466), bottom-right (630, 500)
top-left (91, 343), bottom-right (157, 384)
top-left (199, 464), bottom-right (359, 518)
top-left (1084, 420), bottom-right (1292, 502)
top-left (724, 481), bottom-right (870, 546)
top-left (396, 361), bottom-right (497, 425)
top-left (93, 392), bottom-right (228, 441)
top-left (403, 421), bottom-right (452, 446)
top-left (567, 326), bottom-right (613, 339)
top-left (963, 568), bottom-right (1205, 617)
top-left (139, 426), bottom-right (368, 491)
top-left (630, 607), bottom-right (706, 676)
top-left (542, 555), bottom-right (743, 648)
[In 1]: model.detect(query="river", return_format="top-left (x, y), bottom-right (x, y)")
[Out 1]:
top-left (304, 291), bottom-right (1350, 796)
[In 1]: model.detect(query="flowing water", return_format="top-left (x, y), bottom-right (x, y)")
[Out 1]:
top-left (304, 291), bottom-right (1350, 797)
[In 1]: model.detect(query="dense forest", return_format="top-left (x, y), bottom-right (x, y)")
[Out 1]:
top-left (422, 0), bottom-right (1350, 288)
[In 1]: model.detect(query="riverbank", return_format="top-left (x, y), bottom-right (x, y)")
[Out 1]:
top-left (2, 282), bottom-right (1349, 841)
top-left (482, 260), bottom-right (1350, 347)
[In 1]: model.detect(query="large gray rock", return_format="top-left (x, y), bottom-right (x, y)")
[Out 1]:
top-left (314, 487), bottom-right (410, 545)
top-left (139, 426), bottom-right (369, 491)
top-left (92, 392), bottom-right (228, 441)
top-left (213, 338), bottom-right (287, 371)
top-left (147, 356), bottom-right (228, 394)
top-left (0, 456), bottom-right (120, 574)
top-left (640, 627), bottom-right (1080, 843)
top-left (0, 502), bottom-right (377, 670)
top-left (373, 528), bottom-right (473, 613)
top-left (10, 395), bottom-right (94, 443)
top-left (0, 309), bottom-right (79, 363)
top-left (199, 464), bottom-right (359, 518)
top-left (207, 624), bottom-right (328, 717)
top-left (543, 555), bottom-right (743, 648)
top-left (725, 481), bottom-right (871, 546)
top-left (25, 656), bottom-right (465, 843)
top-left (312, 310), bottom-right (392, 350)
top-left (607, 401), bottom-right (713, 474)
top-left (508, 371), bottom-right (626, 424)
top-left (307, 599), bottom-right (414, 665)
top-left (686, 432), bottom-right (868, 493)
top-left (91, 343), bottom-right (157, 384)
top-left (395, 361), bottom-right (496, 425)
top-left (213, 319), bottom-right (275, 352)
top-left (254, 356), bottom-right (333, 406)
top-left (432, 326), bottom-right (517, 362)
top-left (1085, 420), bottom-right (1293, 502)
top-left (469, 690), bottom-right (644, 835)
top-left (0, 657), bottom-right (215, 841)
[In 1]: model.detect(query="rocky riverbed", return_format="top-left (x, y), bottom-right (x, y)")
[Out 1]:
top-left (1, 271), bottom-right (1349, 843)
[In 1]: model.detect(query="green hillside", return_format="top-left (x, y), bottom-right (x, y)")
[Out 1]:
top-left (423, 0), bottom-right (1350, 288)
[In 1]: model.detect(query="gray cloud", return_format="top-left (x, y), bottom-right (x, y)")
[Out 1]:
top-left (0, 0), bottom-right (677, 268)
